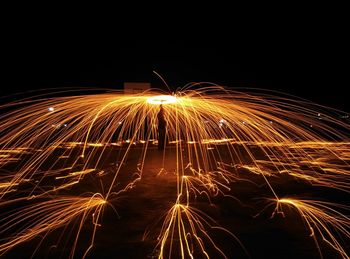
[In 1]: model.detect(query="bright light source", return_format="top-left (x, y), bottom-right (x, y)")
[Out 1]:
top-left (48, 107), bottom-right (55, 112)
top-left (147, 95), bottom-right (177, 105)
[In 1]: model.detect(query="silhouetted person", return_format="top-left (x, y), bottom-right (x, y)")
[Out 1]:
top-left (157, 104), bottom-right (166, 150)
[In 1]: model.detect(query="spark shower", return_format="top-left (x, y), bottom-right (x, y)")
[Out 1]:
top-left (0, 85), bottom-right (349, 258)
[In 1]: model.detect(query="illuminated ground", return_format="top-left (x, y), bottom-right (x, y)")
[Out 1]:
top-left (1, 142), bottom-right (349, 258)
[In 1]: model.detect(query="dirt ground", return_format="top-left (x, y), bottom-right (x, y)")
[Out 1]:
top-left (1, 144), bottom-right (348, 258)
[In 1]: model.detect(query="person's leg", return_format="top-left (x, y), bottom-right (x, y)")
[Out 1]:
top-left (158, 129), bottom-right (165, 150)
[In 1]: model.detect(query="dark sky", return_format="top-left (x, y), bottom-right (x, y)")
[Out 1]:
top-left (2, 31), bottom-right (349, 111)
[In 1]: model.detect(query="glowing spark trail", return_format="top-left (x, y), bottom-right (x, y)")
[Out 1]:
top-left (272, 198), bottom-right (350, 258)
top-left (0, 195), bottom-right (106, 257)
top-left (0, 85), bottom-right (349, 258)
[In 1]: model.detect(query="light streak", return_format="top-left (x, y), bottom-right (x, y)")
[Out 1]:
top-left (271, 198), bottom-right (350, 258)
top-left (0, 195), bottom-right (106, 257)
top-left (55, 169), bottom-right (96, 180)
top-left (147, 95), bottom-right (177, 105)
top-left (0, 85), bottom-right (349, 257)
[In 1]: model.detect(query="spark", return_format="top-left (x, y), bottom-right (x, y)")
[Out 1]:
top-left (0, 195), bottom-right (106, 257)
top-left (147, 95), bottom-right (177, 105)
top-left (0, 85), bottom-right (349, 258)
top-left (271, 198), bottom-right (350, 258)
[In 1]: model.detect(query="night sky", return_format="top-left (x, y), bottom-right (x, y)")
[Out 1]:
top-left (2, 32), bottom-right (349, 111)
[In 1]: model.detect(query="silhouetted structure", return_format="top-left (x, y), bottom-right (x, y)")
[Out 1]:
top-left (123, 82), bottom-right (151, 94)
top-left (157, 104), bottom-right (166, 150)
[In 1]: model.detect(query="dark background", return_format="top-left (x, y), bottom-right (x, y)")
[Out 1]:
top-left (1, 16), bottom-right (349, 111)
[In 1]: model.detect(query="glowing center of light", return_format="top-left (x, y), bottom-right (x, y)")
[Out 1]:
top-left (147, 95), bottom-right (177, 105)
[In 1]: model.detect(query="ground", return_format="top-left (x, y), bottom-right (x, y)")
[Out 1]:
top-left (0, 143), bottom-right (349, 258)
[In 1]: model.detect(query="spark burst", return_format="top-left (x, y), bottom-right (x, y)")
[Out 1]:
top-left (0, 85), bottom-right (349, 258)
